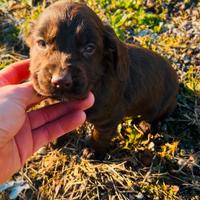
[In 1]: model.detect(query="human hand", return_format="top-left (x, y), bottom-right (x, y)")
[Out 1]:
top-left (0, 60), bottom-right (94, 184)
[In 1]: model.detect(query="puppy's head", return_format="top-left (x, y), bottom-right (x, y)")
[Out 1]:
top-left (25, 1), bottom-right (128, 101)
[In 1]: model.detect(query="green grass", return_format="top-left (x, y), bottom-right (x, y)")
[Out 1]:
top-left (88, 0), bottom-right (167, 39)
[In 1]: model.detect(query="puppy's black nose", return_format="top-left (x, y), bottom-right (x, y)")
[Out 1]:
top-left (51, 74), bottom-right (72, 90)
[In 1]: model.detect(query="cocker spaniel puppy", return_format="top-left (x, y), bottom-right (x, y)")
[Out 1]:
top-left (25, 1), bottom-right (178, 158)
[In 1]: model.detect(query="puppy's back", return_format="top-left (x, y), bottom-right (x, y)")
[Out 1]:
top-left (125, 45), bottom-right (178, 122)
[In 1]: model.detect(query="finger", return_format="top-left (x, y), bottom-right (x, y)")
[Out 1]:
top-left (0, 59), bottom-right (30, 87)
top-left (32, 110), bottom-right (86, 152)
top-left (3, 82), bottom-right (44, 107)
top-left (28, 92), bottom-right (94, 129)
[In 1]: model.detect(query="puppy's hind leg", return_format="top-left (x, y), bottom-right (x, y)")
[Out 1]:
top-left (154, 97), bottom-right (177, 123)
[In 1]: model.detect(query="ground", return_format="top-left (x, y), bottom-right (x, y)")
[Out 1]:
top-left (0, 0), bottom-right (199, 199)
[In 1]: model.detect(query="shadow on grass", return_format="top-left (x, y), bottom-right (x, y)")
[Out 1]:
top-left (52, 83), bottom-right (200, 199)
top-left (160, 84), bottom-right (200, 198)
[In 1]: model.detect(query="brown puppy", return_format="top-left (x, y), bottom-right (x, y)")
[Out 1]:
top-left (25, 1), bottom-right (178, 158)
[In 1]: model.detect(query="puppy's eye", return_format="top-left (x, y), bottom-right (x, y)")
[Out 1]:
top-left (85, 43), bottom-right (96, 53)
top-left (37, 39), bottom-right (47, 48)
top-left (83, 43), bottom-right (96, 57)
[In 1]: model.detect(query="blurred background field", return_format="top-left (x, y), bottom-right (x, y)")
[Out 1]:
top-left (0, 0), bottom-right (199, 199)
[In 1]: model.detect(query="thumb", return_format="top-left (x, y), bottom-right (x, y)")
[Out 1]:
top-left (3, 82), bottom-right (43, 108)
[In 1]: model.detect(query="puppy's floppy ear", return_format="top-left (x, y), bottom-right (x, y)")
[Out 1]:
top-left (24, 21), bottom-right (35, 47)
top-left (103, 24), bottom-right (129, 81)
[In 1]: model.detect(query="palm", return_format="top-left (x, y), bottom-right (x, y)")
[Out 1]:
top-left (0, 85), bottom-right (40, 180)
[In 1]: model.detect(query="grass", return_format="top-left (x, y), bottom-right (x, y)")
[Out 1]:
top-left (0, 0), bottom-right (199, 199)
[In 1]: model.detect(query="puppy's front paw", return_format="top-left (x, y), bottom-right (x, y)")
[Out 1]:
top-left (81, 147), bottom-right (96, 160)
top-left (81, 147), bottom-right (107, 160)
top-left (81, 138), bottom-right (108, 160)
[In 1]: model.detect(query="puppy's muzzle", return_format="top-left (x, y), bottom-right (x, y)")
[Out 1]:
top-left (51, 73), bottom-right (72, 90)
